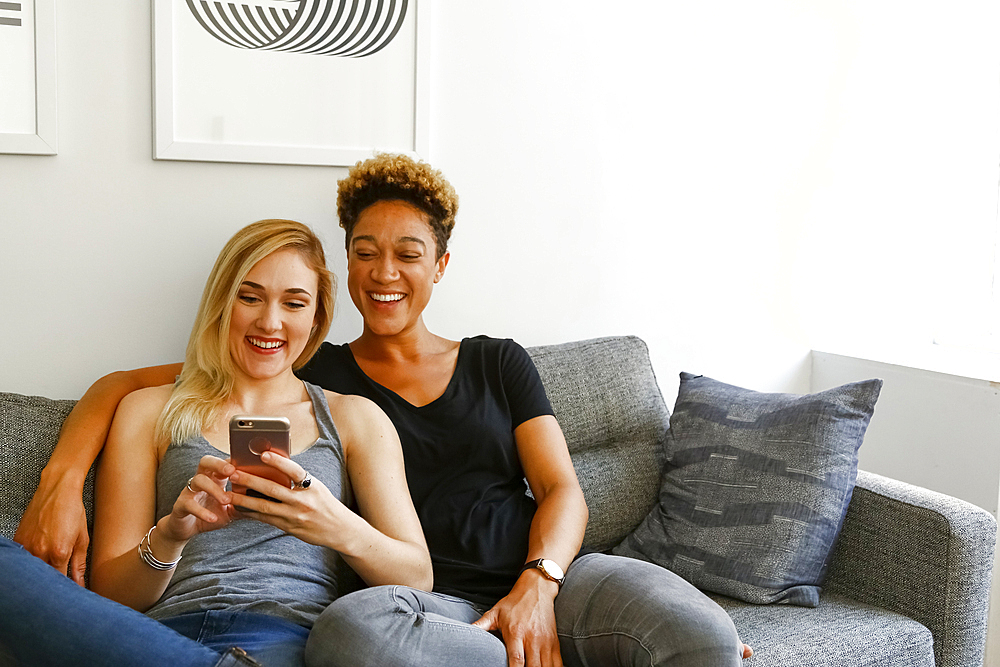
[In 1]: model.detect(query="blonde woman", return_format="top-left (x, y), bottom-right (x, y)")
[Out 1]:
top-left (1, 220), bottom-right (430, 666)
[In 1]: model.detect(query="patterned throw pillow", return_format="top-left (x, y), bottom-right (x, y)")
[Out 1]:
top-left (613, 372), bottom-right (882, 607)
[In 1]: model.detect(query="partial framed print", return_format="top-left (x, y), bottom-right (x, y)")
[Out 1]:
top-left (152, 0), bottom-right (429, 167)
top-left (0, 0), bottom-right (58, 155)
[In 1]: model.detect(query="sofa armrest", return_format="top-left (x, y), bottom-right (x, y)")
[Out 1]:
top-left (825, 470), bottom-right (996, 667)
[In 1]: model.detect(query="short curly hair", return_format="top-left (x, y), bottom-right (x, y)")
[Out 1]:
top-left (337, 153), bottom-right (459, 260)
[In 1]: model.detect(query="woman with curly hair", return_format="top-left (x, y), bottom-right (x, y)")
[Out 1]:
top-left (16, 156), bottom-right (750, 667)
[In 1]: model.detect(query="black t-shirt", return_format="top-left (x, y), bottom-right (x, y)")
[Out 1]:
top-left (297, 336), bottom-right (555, 605)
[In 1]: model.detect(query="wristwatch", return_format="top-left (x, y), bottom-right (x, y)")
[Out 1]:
top-left (521, 558), bottom-right (566, 587)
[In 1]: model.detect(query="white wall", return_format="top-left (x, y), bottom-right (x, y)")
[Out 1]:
top-left (2, 1), bottom-right (998, 415)
top-left (1, 0), bottom-right (834, 403)
top-left (812, 351), bottom-right (1000, 514)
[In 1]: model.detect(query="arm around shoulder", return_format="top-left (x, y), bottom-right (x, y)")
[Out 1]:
top-left (32, 364), bottom-right (183, 484)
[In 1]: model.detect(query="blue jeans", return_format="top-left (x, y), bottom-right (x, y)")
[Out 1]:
top-left (0, 537), bottom-right (300, 666)
top-left (162, 611), bottom-right (309, 667)
top-left (304, 553), bottom-right (743, 667)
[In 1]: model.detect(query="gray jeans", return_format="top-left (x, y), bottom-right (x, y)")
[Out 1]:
top-left (304, 553), bottom-right (742, 667)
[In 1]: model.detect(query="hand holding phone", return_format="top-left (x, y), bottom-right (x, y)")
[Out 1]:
top-left (229, 416), bottom-right (292, 501)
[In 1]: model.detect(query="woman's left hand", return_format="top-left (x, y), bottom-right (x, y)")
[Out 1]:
top-left (228, 451), bottom-right (349, 548)
top-left (472, 573), bottom-right (563, 667)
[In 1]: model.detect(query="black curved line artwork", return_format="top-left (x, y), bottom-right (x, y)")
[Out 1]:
top-left (0, 1), bottom-right (22, 27)
top-left (186, 0), bottom-right (409, 57)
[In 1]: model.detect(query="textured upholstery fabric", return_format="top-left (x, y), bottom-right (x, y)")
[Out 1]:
top-left (0, 392), bottom-right (86, 541)
top-left (826, 471), bottom-right (996, 667)
top-left (713, 591), bottom-right (935, 666)
top-left (614, 372), bottom-right (882, 606)
top-left (526, 336), bottom-right (669, 550)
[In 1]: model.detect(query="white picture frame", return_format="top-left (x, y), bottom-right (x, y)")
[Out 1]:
top-left (152, 0), bottom-right (429, 167)
top-left (0, 0), bottom-right (58, 155)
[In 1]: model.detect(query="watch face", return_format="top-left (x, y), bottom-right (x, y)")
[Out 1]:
top-left (539, 559), bottom-right (565, 581)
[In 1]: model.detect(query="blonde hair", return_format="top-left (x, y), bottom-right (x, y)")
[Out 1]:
top-left (156, 219), bottom-right (335, 444)
top-left (337, 153), bottom-right (459, 259)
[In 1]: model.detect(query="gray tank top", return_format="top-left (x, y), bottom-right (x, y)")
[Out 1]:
top-left (146, 381), bottom-right (352, 628)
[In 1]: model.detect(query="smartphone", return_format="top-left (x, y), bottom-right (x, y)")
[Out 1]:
top-left (229, 415), bottom-right (292, 501)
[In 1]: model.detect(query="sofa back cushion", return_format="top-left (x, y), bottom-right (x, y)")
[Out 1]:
top-left (0, 392), bottom-right (88, 541)
top-left (527, 336), bottom-right (668, 550)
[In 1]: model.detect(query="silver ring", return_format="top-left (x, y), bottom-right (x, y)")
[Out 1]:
top-left (186, 477), bottom-right (196, 493)
top-left (293, 471), bottom-right (312, 490)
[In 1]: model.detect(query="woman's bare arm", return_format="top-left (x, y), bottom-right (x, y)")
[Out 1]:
top-left (90, 384), bottom-right (237, 610)
top-left (14, 363), bottom-right (183, 584)
top-left (89, 386), bottom-right (171, 608)
top-left (333, 395), bottom-right (433, 589)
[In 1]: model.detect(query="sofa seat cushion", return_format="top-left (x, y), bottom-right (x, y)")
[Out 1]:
top-left (713, 591), bottom-right (935, 666)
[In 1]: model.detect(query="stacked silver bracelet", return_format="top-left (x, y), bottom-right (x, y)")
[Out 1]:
top-left (137, 525), bottom-right (181, 571)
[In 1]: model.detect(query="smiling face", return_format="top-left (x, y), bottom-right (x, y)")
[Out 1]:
top-left (228, 247), bottom-right (320, 381)
top-left (347, 200), bottom-right (450, 339)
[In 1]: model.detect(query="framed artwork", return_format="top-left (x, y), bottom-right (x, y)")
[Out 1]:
top-left (0, 0), bottom-right (58, 155)
top-left (152, 0), bottom-right (429, 167)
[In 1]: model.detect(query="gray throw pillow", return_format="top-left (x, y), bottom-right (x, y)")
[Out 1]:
top-left (613, 372), bottom-right (882, 607)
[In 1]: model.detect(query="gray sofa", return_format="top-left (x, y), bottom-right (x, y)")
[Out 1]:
top-left (1, 335), bottom-right (995, 666)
